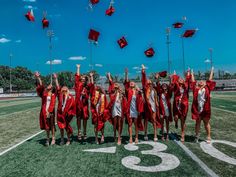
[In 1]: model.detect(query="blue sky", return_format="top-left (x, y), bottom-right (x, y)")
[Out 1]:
top-left (0, 0), bottom-right (236, 77)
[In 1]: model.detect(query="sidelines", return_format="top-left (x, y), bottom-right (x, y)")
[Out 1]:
top-left (170, 133), bottom-right (219, 177)
top-left (0, 130), bottom-right (44, 156)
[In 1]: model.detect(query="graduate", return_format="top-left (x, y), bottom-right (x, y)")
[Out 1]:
top-left (74, 64), bottom-right (91, 140)
top-left (54, 74), bottom-right (76, 145)
top-left (107, 72), bottom-right (127, 145)
top-left (89, 72), bottom-right (109, 144)
top-left (155, 72), bottom-right (172, 141)
top-left (124, 68), bottom-right (144, 144)
top-left (191, 67), bottom-right (216, 143)
top-left (141, 64), bottom-right (161, 142)
top-left (35, 72), bottom-right (56, 146)
top-left (171, 69), bottom-right (191, 142)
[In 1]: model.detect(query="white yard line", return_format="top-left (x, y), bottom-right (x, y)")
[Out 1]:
top-left (211, 106), bottom-right (236, 114)
top-left (170, 133), bottom-right (219, 177)
top-left (0, 107), bottom-right (40, 118)
top-left (0, 130), bottom-right (44, 156)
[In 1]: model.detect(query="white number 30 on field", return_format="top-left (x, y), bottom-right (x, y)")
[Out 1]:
top-left (122, 141), bottom-right (180, 172)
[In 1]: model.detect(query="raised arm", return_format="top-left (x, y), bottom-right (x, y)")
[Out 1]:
top-left (90, 72), bottom-right (94, 85)
top-left (76, 64), bottom-right (80, 76)
top-left (209, 67), bottom-right (214, 81)
top-left (141, 64), bottom-right (147, 88)
top-left (125, 68), bottom-right (129, 82)
top-left (53, 73), bottom-right (60, 88)
top-left (35, 71), bottom-right (42, 86)
top-left (107, 72), bottom-right (112, 83)
top-left (191, 69), bottom-right (195, 82)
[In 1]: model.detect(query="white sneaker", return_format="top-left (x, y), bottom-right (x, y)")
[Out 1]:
top-left (144, 136), bottom-right (148, 141)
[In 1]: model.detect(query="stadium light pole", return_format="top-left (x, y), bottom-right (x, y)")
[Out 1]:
top-left (9, 53), bottom-right (13, 93)
top-left (209, 48), bottom-right (213, 68)
top-left (181, 37), bottom-right (186, 76)
top-left (47, 30), bottom-right (54, 84)
top-left (166, 27), bottom-right (171, 74)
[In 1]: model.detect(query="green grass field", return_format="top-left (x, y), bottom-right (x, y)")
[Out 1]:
top-left (0, 92), bottom-right (235, 177)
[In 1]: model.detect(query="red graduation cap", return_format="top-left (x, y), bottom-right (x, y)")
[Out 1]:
top-left (88, 29), bottom-right (100, 42)
top-left (106, 6), bottom-right (115, 16)
top-left (183, 29), bottom-right (196, 38)
top-left (159, 71), bottom-right (167, 78)
top-left (117, 36), bottom-right (128, 49)
top-left (173, 22), bottom-right (184, 28)
top-left (144, 47), bottom-right (155, 57)
top-left (25, 9), bottom-right (35, 22)
top-left (42, 17), bottom-right (49, 29)
top-left (90, 0), bottom-right (99, 5)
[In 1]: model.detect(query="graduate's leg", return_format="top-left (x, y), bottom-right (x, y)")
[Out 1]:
top-left (134, 118), bottom-right (139, 144)
top-left (101, 125), bottom-right (105, 143)
top-left (203, 118), bottom-right (211, 143)
top-left (152, 112), bottom-right (157, 141)
top-left (113, 117), bottom-right (117, 141)
top-left (83, 118), bottom-right (87, 139)
top-left (94, 123), bottom-right (99, 144)
top-left (77, 115), bottom-right (82, 140)
top-left (195, 117), bottom-right (201, 142)
top-left (128, 118), bottom-right (133, 144)
top-left (45, 130), bottom-right (50, 146)
top-left (165, 117), bottom-right (169, 141)
top-left (144, 116), bottom-right (148, 140)
top-left (174, 115), bottom-right (178, 129)
top-left (117, 116), bottom-right (122, 145)
top-left (65, 116), bottom-right (73, 145)
top-left (50, 115), bottom-right (55, 145)
top-left (160, 116), bottom-right (164, 141)
top-left (180, 116), bottom-right (186, 142)
top-left (60, 128), bottom-right (65, 145)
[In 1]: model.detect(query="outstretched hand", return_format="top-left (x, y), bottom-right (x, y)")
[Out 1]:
top-left (53, 73), bottom-right (57, 79)
top-left (141, 64), bottom-right (145, 70)
top-left (76, 64), bottom-right (80, 68)
top-left (35, 71), bottom-right (40, 78)
top-left (155, 73), bottom-right (159, 79)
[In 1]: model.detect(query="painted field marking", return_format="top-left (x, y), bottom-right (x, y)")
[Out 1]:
top-left (0, 130), bottom-right (44, 156)
top-left (219, 105), bottom-right (226, 108)
top-left (170, 133), bottom-right (219, 177)
top-left (0, 99), bottom-right (40, 108)
top-left (211, 106), bottom-right (236, 114)
top-left (200, 140), bottom-right (236, 165)
top-left (0, 106), bottom-right (40, 118)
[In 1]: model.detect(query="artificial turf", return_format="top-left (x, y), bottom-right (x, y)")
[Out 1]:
top-left (0, 92), bottom-right (236, 177)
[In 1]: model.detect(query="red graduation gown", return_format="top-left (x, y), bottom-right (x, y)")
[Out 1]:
top-left (172, 75), bottom-right (191, 119)
top-left (141, 70), bottom-right (161, 128)
top-left (36, 85), bottom-right (56, 130)
top-left (124, 81), bottom-right (144, 131)
top-left (155, 82), bottom-right (173, 122)
top-left (191, 80), bottom-right (216, 120)
top-left (56, 87), bottom-right (76, 135)
top-left (74, 74), bottom-right (91, 120)
top-left (90, 84), bottom-right (109, 131)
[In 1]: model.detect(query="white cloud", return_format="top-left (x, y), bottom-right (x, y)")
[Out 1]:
top-left (0, 38), bottom-right (11, 43)
top-left (15, 40), bottom-right (22, 43)
top-left (46, 59), bottom-right (62, 65)
top-left (204, 59), bottom-right (211, 63)
top-left (1, 34), bottom-right (6, 37)
top-left (132, 66), bottom-right (140, 70)
top-left (23, 0), bottom-right (36, 2)
top-left (95, 64), bottom-right (103, 67)
top-left (24, 5), bottom-right (37, 9)
top-left (68, 56), bottom-right (86, 61)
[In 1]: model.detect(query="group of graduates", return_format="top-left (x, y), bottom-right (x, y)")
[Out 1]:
top-left (35, 64), bottom-right (216, 146)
